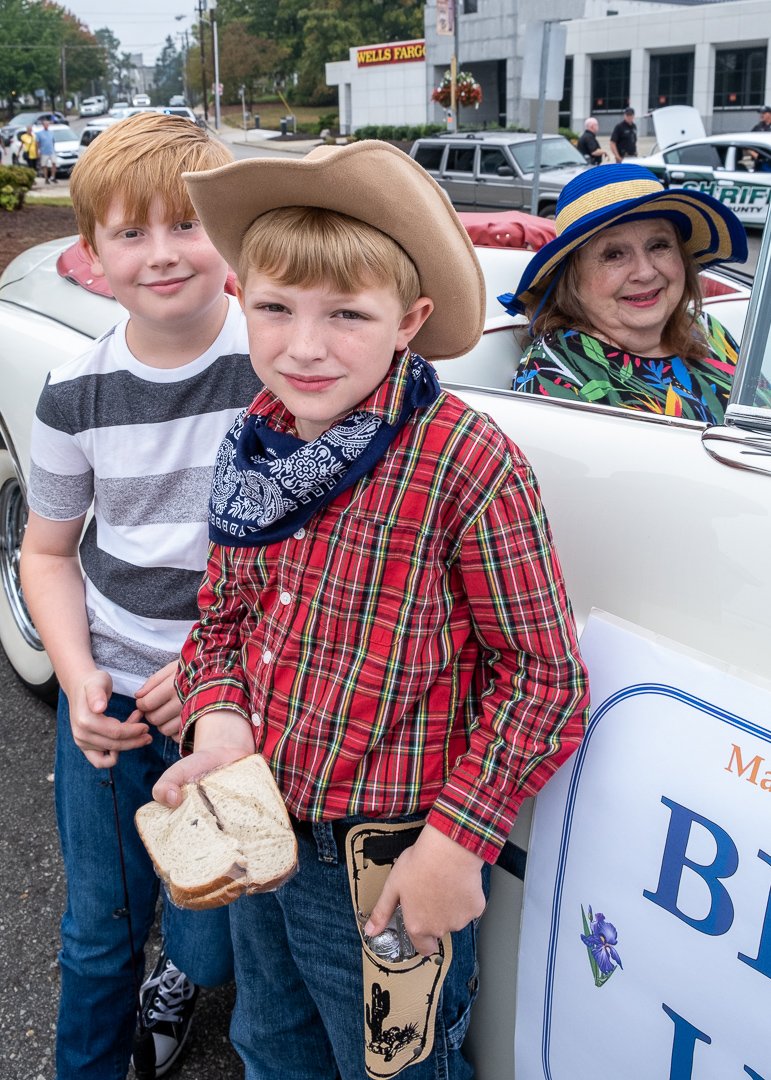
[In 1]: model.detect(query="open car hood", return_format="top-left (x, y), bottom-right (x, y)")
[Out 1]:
top-left (650, 105), bottom-right (706, 150)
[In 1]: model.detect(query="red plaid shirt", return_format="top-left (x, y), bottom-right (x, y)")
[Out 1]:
top-left (177, 359), bottom-right (589, 863)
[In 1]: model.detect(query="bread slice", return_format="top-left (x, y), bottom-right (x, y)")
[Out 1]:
top-left (135, 754), bottom-right (297, 909)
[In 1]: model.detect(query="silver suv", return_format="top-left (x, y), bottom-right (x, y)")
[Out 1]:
top-left (409, 131), bottom-right (588, 217)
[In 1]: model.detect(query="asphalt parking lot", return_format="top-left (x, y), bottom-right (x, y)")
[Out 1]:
top-left (0, 650), bottom-right (241, 1080)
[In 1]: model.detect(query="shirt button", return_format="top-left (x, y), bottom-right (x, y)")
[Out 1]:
top-left (251, 713), bottom-right (261, 727)
top-left (262, 649), bottom-right (273, 664)
top-left (293, 528), bottom-right (306, 540)
top-left (279, 591), bottom-right (292, 606)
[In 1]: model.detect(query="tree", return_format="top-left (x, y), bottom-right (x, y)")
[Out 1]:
top-left (295, 4), bottom-right (359, 104)
top-left (0, 0), bottom-right (104, 109)
top-left (57, 13), bottom-right (106, 103)
top-left (95, 27), bottom-right (122, 99)
top-left (217, 21), bottom-right (287, 107)
top-left (153, 35), bottom-right (183, 106)
top-left (211, 0), bottom-right (424, 105)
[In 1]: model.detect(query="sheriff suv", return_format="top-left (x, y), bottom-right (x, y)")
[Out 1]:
top-left (409, 130), bottom-right (588, 217)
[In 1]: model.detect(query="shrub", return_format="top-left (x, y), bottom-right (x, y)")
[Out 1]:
top-left (351, 123), bottom-right (445, 143)
top-left (0, 164), bottom-right (36, 211)
top-left (307, 112), bottom-right (340, 137)
top-left (559, 126), bottom-right (580, 143)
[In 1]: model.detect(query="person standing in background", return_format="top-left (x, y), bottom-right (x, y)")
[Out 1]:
top-left (751, 105), bottom-right (771, 133)
top-left (20, 125), bottom-right (40, 175)
top-left (577, 118), bottom-right (606, 165)
top-left (610, 107), bottom-right (637, 162)
top-left (35, 118), bottom-right (57, 184)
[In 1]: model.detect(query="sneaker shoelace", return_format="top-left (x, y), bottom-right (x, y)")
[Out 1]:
top-left (145, 961), bottom-right (196, 1025)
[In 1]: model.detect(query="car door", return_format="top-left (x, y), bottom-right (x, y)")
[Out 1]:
top-left (474, 146), bottom-right (525, 211)
top-left (663, 141), bottom-right (722, 193)
top-left (440, 143), bottom-right (478, 210)
top-left (717, 142), bottom-right (771, 227)
top-left (667, 142), bottom-right (771, 227)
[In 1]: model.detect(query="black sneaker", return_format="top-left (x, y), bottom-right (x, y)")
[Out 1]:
top-left (132, 948), bottom-right (198, 1077)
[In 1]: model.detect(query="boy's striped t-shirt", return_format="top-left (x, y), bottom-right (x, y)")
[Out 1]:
top-left (27, 294), bottom-right (259, 696)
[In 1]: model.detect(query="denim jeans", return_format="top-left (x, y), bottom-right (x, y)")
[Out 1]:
top-left (229, 817), bottom-right (489, 1080)
top-left (54, 691), bottom-right (234, 1080)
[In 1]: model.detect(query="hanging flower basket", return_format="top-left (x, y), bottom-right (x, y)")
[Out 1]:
top-left (431, 70), bottom-right (483, 109)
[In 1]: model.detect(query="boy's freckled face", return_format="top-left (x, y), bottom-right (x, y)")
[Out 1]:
top-left (238, 272), bottom-right (432, 442)
top-left (84, 195), bottom-right (228, 332)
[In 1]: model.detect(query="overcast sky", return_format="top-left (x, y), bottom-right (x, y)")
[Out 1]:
top-left (66, 0), bottom-right (200, 64)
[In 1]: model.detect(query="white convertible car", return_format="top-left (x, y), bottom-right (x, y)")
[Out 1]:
top-left (0, 222), bottom-right (768, 1077)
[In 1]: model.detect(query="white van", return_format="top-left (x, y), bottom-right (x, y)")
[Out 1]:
top-left (79, 95), bottom-right (107, 117)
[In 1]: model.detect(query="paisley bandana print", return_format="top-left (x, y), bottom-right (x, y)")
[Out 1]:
top-left (209, 353), bottom-right (441, 547)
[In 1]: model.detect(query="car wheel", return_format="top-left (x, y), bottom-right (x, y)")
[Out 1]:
top-left (11, 152), bottom-right (18, 165)
top-left (538, 203), bottom-right (557, 219)
top-left (0, 450), bottom-right (57, 703)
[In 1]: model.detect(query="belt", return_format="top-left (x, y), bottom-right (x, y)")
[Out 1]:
top-left (290, 816), bottom-right (424, 861)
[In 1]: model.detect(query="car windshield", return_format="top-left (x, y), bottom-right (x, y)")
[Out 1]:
top-left (8, 114), bottom-right (39, 128)
top-left (52, 128), bottom-right (76, 144)
top-left (508, 138), bottom-right (585, 174)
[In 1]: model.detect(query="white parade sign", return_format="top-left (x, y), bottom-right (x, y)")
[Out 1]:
top-left (515, 612), bottom-right (771, 1080)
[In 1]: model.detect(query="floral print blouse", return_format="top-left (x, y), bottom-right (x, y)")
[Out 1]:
top-left (513, 313), bottom-right (739, 425)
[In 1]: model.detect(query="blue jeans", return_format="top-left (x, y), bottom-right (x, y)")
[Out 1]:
top-left (229, 817), bottom-right (489, 1080)
top-left (54, 691), bottom-right (234, 1080)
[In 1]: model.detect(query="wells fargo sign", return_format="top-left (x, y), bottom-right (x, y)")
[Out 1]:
top-left (356, 41), bottom-right (426, 67)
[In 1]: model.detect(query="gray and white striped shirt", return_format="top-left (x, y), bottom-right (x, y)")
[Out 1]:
top-left (28, 294), bottom-right (259, 696)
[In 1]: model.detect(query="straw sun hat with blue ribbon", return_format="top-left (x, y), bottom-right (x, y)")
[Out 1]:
top-left (499, 163), bottom-right (748, 317)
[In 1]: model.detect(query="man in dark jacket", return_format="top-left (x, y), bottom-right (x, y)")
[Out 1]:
top-left (610, 107), bottom-right (637, 162)
top-left (576, 117), bottom-right (606, 165)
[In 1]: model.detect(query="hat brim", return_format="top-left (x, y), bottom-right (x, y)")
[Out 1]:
top-left (184, 142), bottom-right (485, 361)
top-left (511, 185), bottom-right (748, 314)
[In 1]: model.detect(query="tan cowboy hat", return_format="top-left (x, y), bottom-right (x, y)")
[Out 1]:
top-left (184, 141), bottom-right (485, 361)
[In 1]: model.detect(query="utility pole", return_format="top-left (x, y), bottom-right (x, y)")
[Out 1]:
top-left (451, 0), bottom-right (459, 133)
top-left (198, 0), bottom-right (208, 122)
top-left (60, 45), bottom-right (67, 115)
top-left (212, 7), bottom-right (221, 130)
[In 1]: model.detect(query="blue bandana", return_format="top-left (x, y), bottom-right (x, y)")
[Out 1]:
top-left (209, 352), bottom-right (441, 547)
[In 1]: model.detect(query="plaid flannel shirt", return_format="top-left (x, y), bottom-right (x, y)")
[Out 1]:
top-left (177, 361), bottom-right (589, 863)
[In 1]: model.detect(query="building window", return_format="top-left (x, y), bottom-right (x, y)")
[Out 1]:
top-left (648, 52), bottom-right (693, 109)
top-left (714, 46), bottom-right (767, 109)
top-left (559, 55), bottom-right (574, 130)
top-left (591, 56), bottom-right (630, 112)
top-left (463, 0), bottom-right (478, 12)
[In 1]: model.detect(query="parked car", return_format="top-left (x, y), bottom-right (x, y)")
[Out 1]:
top-left (0, 111), bottom-right (65, 146)
top-left (77, 117), bottom-right (121, 151)
top-left (0, 212), bottom-right (769, 1076)
top-left (108, 101), bottom-right (130, 117)
top-left (629, 105), bottom-right (771, 228)
top-left (79, 95), bottom-right (107, 117)
top-left (9, 123), bottom-right (80, 177)
top-left (159, 105), bottom-right (204, 127)
top-left (132, 93), bottom-right (151, 107)
top-left (410, 131), bottom-right (589, 217)
top-left (169, 95), bottom-right (187, 107)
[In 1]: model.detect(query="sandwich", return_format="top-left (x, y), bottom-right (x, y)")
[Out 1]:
top-left (135, 754), bottom-right (298, 910)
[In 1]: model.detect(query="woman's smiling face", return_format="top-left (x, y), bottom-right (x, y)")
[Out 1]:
top-left (574, 218), bottom-right (687, 356)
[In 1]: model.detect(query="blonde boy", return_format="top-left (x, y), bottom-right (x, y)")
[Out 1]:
top-left (20, 113), bottom-right (260, 1079)
top-left (154, 143), bottom-right (589, 1079)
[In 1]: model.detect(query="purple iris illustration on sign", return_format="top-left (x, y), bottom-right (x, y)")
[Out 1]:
top-left (580, 905), bottom-right (623, 987)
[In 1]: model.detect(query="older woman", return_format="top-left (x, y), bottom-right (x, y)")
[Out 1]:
top-left (501, 164), bottom-right (748, 424)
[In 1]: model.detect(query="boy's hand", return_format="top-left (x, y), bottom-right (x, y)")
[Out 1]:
top-left (70, 670), bottom-right (152, 769)
top-left (131, 661), bottom-right (182, 739)
top-left (364, 824), bottom-right (486, 957)
top-left (152, 709), bottom-right (255, 807)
